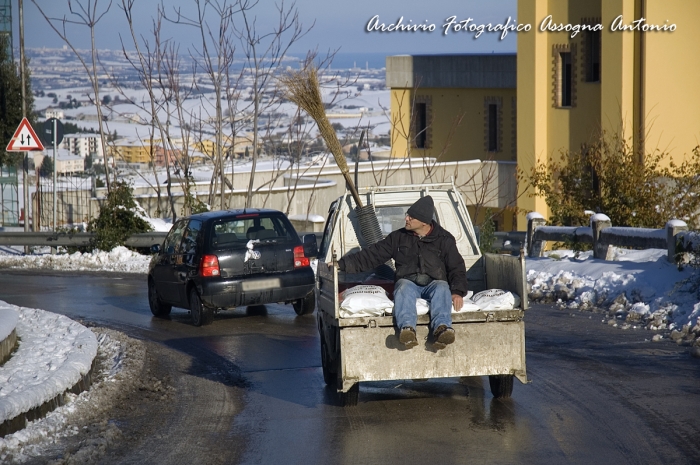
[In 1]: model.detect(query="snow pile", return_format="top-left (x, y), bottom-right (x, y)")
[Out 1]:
top-left (0, 327), bottom-right (145, 464)
top-left (0, 246), bottom-right (151, 274)
top-left (0, 304), bottom-right (97, 426)
top-left (0, 307), bottom-right (18, 343)
top-left (527, 248), bottom-right (700, 349)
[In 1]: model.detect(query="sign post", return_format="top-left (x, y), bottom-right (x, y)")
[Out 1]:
top-left (53, 119), bottom-right (57, 234)
top-left (40, 117), bottom-right (65, 238)
top-left (6, 117), bottom-right (44, 248)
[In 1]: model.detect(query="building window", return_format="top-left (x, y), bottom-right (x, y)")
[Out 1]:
top-left (412, 95), bottom-right (432, 149)
top-left (553, 44), bottom-right (577, 108)
top-left (415, 103), bottom-right (427, 149)
top-left (484, 97), bottom-right (502, 153)
top-left (561, 52), bottom-right (572, 106)
top-left (581, 18), bottom-right (601, 83)
top-left (584, 30), bottom-right (601, 82)
top-left (488, 104), bottom-right (498, 151)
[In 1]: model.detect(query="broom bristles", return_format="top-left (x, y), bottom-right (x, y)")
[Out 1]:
top-left (280, 67), bottom-right (348, 173)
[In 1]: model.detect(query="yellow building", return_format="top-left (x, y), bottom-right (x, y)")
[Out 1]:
top-left (195, 134), bottom-right (257, 159)
top-left (517, 0), bottom-right (700, 229)
top-left (111, 140), bottom-right (152, 164)
top-left (386, 55), bottom-right (517, 163)
top-left (385, 54), bottom-right (518, 230)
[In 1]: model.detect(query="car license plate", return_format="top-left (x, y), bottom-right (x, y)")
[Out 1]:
top-left (242, 278), bottom-right (280, 291)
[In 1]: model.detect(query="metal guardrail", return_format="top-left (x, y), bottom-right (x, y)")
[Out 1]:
top-left (0, 232), bottom-right (168, 248)
top-left (0, 231), bottom-right (322, 249)
top-left (527, 214), bottom-right (690, 262)
top-left (1, 230), bottom-right (515, 253)
top-left (492, 231), bottom-right (526, 253)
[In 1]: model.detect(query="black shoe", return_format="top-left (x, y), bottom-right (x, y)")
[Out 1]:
top-left (399, 327), bottom-right (418, 348)
top-left (433, 325), bottom-right (455, 349)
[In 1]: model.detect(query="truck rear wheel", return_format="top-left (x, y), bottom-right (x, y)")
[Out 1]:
top-left (293, 290), bottom-right (316, 316)
top-left (489, 374), bottom-right (514, 398)
top-left (320, 335), bottom-right (337, 386)
top-left (340, 383), bottom-right (359, 407)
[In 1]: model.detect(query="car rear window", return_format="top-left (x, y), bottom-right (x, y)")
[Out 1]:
top-left (211, 214), bottom-right (295, 248)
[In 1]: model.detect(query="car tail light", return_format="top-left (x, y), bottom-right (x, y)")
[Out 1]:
top-left (200, 254), bottom-right (220, 277)
top-left (293, 245), bottom-right (310, 269)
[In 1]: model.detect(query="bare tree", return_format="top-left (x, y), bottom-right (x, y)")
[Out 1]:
top-left (32, 0), bottom-right (114, 192)
top-left (118, 0), bottom-right (190, 219)
top-left (234, 0), bottom-right (311, 208)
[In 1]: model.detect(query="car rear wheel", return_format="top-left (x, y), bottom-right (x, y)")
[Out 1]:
top-left (148, 278), bottom-right (172, 317)
top-left (293, 290), bottom-right (316, 316)
top-left (190, 288), bottom-right (214, 326)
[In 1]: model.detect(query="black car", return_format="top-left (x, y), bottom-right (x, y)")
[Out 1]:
top-left (147, 209), bottom-right (318, 326)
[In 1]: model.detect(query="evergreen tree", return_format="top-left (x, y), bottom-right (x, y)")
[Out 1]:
top-left (0, 34), bottom-right (36, 167)
top-left (88, 181), bottom-right (152, 251)
top-left (39, 155), bottom-right (54, 177)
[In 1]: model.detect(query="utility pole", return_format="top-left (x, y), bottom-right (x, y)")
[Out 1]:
top-left (19, 0), bottom-right (29, 245)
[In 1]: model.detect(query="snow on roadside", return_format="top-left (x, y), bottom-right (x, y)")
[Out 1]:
top-left (0, 308), bottom-right (17, 344)
top-left (0, 304), bottom-right (97, 428)
top-left (0, 246), bottom-right (151, 274)
top-left (0, 327), bottom-right (145, 464)
top-left (527, 248), bottom-right (700, 349)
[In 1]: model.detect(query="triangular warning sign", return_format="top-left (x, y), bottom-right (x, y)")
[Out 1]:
top-left (6, 117), bottom-right (45, 152)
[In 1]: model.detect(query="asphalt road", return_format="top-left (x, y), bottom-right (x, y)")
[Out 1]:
top-left (1, 270), bottom-right (699, 464)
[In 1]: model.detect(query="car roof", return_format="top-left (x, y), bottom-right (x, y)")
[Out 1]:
top-left (186, 208), bottom-right (286, 222)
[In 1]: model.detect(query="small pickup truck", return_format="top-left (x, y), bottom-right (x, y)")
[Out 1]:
top-left (315, 182), bottom-right (529, 406)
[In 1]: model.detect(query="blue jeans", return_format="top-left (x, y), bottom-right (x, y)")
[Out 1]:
top-left (393, 278), bottom-right (452, 333)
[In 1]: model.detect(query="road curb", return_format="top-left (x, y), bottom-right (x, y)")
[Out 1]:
top-left (0, 305), bottom-right (98, 438)
top-left (0, 308), bottom-right (18, 366)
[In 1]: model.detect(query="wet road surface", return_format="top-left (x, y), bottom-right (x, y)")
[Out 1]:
top-left (1, 270), bottom-right (699, 464)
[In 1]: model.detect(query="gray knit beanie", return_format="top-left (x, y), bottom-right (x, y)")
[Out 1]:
top-left (407, 195), bottom-right (434, 225)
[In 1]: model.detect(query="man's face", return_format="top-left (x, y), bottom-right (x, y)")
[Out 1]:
top-left (405, 214), bottom-right (426, 232)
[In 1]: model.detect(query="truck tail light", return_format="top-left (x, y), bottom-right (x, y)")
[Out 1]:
top-left (293, 245), bottom-right (310, 269)
top-left (200, 255), bottom-right (220, 277)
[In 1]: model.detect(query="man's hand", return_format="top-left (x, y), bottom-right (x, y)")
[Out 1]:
top-left (452, 294), bottom-right (463, 312)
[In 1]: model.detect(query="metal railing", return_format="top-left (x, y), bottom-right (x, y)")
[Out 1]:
top-left (0, 231), bottom-right (168, 248)
top-left (0, 230), bottom-right (322, 250)
top-left (526, 213), bottom-right (693, 262)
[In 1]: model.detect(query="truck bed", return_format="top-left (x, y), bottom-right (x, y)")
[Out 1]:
top-left (316, 256), bottom-right (529, 392)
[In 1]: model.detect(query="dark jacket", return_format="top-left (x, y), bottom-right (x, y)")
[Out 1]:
top-left (338, 222), bottom-right (469, 297)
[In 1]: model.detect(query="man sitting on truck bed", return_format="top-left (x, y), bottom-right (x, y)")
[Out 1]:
top-left (338, 196), bottom-right (469, 349)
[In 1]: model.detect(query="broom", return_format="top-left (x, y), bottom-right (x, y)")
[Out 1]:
top-left (280, 65), bottom-right (385, 247)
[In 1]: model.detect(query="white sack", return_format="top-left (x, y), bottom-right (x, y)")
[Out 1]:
top-left (339, 285), bottom-right (394, 318)
top-left (471, 289), bottom-right (521, 311)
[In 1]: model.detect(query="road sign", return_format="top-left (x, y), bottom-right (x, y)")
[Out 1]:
top-left (41, 118), bottom-right (65, 147)
top-left (5, 117), bottom-right (45, 152)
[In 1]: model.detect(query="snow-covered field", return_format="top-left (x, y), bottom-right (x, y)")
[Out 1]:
top-left (0, 242), bottom-right (699, 462)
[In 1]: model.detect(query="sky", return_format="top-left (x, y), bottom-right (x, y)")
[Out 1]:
top-left (13, 0), bottom-right (518, 56)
